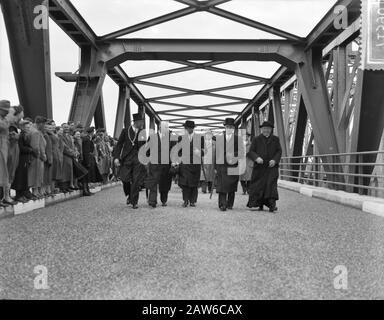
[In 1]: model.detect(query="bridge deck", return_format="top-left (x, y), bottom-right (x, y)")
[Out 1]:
top-left (1, 186), bottom-right (384, 299)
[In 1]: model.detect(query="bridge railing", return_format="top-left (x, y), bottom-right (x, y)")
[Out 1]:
top-left (280, 151), bottom-right (384, 198)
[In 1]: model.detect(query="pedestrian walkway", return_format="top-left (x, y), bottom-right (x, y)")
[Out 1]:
top-left (1, 185), bottom-right (384, 299)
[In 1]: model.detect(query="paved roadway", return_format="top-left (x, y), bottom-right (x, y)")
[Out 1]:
top-left (1, 185), bottom-right (384, 300)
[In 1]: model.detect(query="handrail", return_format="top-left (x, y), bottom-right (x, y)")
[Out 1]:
top-left (279, 150), bottom-right (384, 198)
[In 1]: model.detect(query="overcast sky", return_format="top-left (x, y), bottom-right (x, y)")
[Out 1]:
top-left (0, 0), bottom-right (336, 133)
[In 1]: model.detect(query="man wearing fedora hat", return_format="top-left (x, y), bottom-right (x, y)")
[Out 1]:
top-left (113, 113), bottom-right (147, 209)
top-left (214, 118), bottom-right (244, 211)
top-left (247, 120), bottom-right (282, 213)
top-left (177, 120), bottom-right (204, 208)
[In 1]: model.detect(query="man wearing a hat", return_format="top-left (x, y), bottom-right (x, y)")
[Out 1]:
top-left (28, 116), bottom-right (48, 199)
top-left (214, 118), bottom-right (244, 211)
top-left (81, 127), bottom-right (102, 196)
top-left (177, 120), bottom-right (204, 208)
top-left (113, 113), bottom-right (146, 209)
top-left (247, 121), bottom-right (282, 213)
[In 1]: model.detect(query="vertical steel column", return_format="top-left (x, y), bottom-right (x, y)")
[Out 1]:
top-left (295, 49), bottom-right (339, 155)
top-left (149, 116), bottom-right (155, 131)
top-left (114, 86), bottom-right (130, 138)
top-left (94, 94), bottom-right (106, 129)
top-left (270, 87), bottom-right (288, 157)
top-left (1, 0), bottom-right (52, 118)
top-left (68, 46), bottom-right (107, 127)
top-left (333, 45), bottom-right (348, 153)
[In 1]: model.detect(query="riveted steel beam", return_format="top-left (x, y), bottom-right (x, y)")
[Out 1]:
top-left (97, 39), bottom-right (305, 68)
top-left (114, 86), bottom-right (131, 138)
top-left (295, 49), bottom-right (339, 155)
top-left (100, 7), bottom-right (198, 40)
top-left (1, 0), bottom-right (53, 119)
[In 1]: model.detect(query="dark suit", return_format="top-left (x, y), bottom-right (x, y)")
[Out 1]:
top-left (247, 134), bottom-right (282, 209)
top-left (113, 126), bottom-right (147, 206)
top-left (215, 133), bottom-right (243, 209)
top-left (146, 132), bottom-right (175, 206)
top-left (82, 135), bottom-right (102, 183)
top-left (177, 134), bottom-right (204, 205)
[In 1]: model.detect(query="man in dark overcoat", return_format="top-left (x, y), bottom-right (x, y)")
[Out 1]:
top-left (177, 121), bottom-right (204, 208)
top-left (247, 121), bottom-right (282, 212)
top-left (146, 121), bottom-right (175, 208)
top-left (215, 118), bottom-right (244, 211)
top-left (113, 113), bottom-right (147, 209)
top-left (82, 127), bottom-right (102, 196)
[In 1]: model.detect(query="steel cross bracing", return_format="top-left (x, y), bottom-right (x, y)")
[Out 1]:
top-left (2, 0), bottom-right (382, 177)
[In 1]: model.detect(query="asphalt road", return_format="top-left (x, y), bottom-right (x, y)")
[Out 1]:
top-left (1, 185), bottom-right (384, 300)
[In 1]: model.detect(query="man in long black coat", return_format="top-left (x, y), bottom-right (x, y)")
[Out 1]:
top-left (215, 118), bottom-right (244, 211)
top-left (82, 127), bottom-right (102, 196)
top-left (247, 121), bottom-right (282, 212)
top-left (113, 113), bottom-right (146, 209)
top-left (177, 121), bottom-right (204, 208)
top-left (146, 121), bottom-right (175, 208)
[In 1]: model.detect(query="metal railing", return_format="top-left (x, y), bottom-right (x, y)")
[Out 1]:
top-left (280, 151), bottom-right (384, 198)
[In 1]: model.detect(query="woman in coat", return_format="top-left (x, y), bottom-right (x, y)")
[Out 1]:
top-left (0, 100), bottom-right (11, 207)
top-left (50, 124), bottom-right (64, 193)
top-left (28, 117), bottom-right (47, 198)
top-left (12, 120), bottom-right (34, 202)
top-left (8, 125), bottom-right (20, 191)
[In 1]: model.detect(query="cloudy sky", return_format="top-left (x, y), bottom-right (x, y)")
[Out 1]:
top-left (0, 0), bottom-right (336, 133)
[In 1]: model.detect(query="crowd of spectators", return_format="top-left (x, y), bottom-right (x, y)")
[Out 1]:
top-left (0, 100), bottom-right (117, 208)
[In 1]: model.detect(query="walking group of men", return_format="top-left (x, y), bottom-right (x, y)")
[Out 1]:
top-left (113, 113), bottom-right (283, 213)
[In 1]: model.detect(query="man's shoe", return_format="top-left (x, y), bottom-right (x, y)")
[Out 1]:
top-left (15, 197), bottom-right (28, 204)
top-left (190, 203), bottom-right (196, 207)
top-left (132, 204), bottom-right (139, 209)
top-left (149, 203), bottom-right (157, 208)
top-left (126, 198), bottom-right (131, 205)
top-left (162, 203), bottom-right (167, 207)
top-left (220, 206), bottom-right (227, 212)
top-left (83, 191), bottom-right (92, 197)
top-left (227, 207), bottom-right (233, 210)
top-left (258, 206), bottom-right (264, 211)
top-left (0, 201), bottom-right (10, 208)
top-left (3, 199), bottom-right (17, 206)
top-left (269, 206), bottom-right (278, 213)
top-left (182, 202), bottom-right (188, 208)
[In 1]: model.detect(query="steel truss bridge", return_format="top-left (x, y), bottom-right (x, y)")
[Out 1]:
top-left (1, 0), bottom-right (384, 196)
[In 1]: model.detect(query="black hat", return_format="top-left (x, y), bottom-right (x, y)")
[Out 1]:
top-left (133, 113), bottom-right (144, 122)
top-left (86, 127), bottom-right (95, 134)
top-left (183, 120), bottom-right (196, 129)
top-left (35, 116), bottom-right (47, 124)
top-left (223, 118), bottom-right (236, 127)
top-left (260, 121), bottom-right (274, 129)
top-left (0, 100), bottom-right (10, 112)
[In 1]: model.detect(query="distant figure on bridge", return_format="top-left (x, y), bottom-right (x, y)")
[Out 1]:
top-left (113, 113), bottom-right (147, 209)
top-left (214, 118), bottom-right (243, 212)
top-left (247, 121), bottom-right (282, 213)
top-left (177, 121), bottom-right (204, 208)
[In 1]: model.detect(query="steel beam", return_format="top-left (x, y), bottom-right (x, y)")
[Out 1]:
top-left (207, 7), bottom-right (304, 42)
top-left (49, 0), bottom-right (97, 47)
top-left (332, 45), bottom-right (348, 153)
top-left (114, 86), bottom-right (130, 138)
top-left (100, 7), bottom-right (197, 40)
top-left (98, 39), bottom-right (305, 67)
top-left (68, 47), bottom-right (107, 126)
top-left (270, 87), bottom-right (288, 157)
top-left (295, 49), bottom-right (339, 155)
top-left (94, 94), bottom-right (106, 129)
top-left (305, 0), bottom-right (361, 50)
top-left (1, 0), bottom-right (53, 119)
